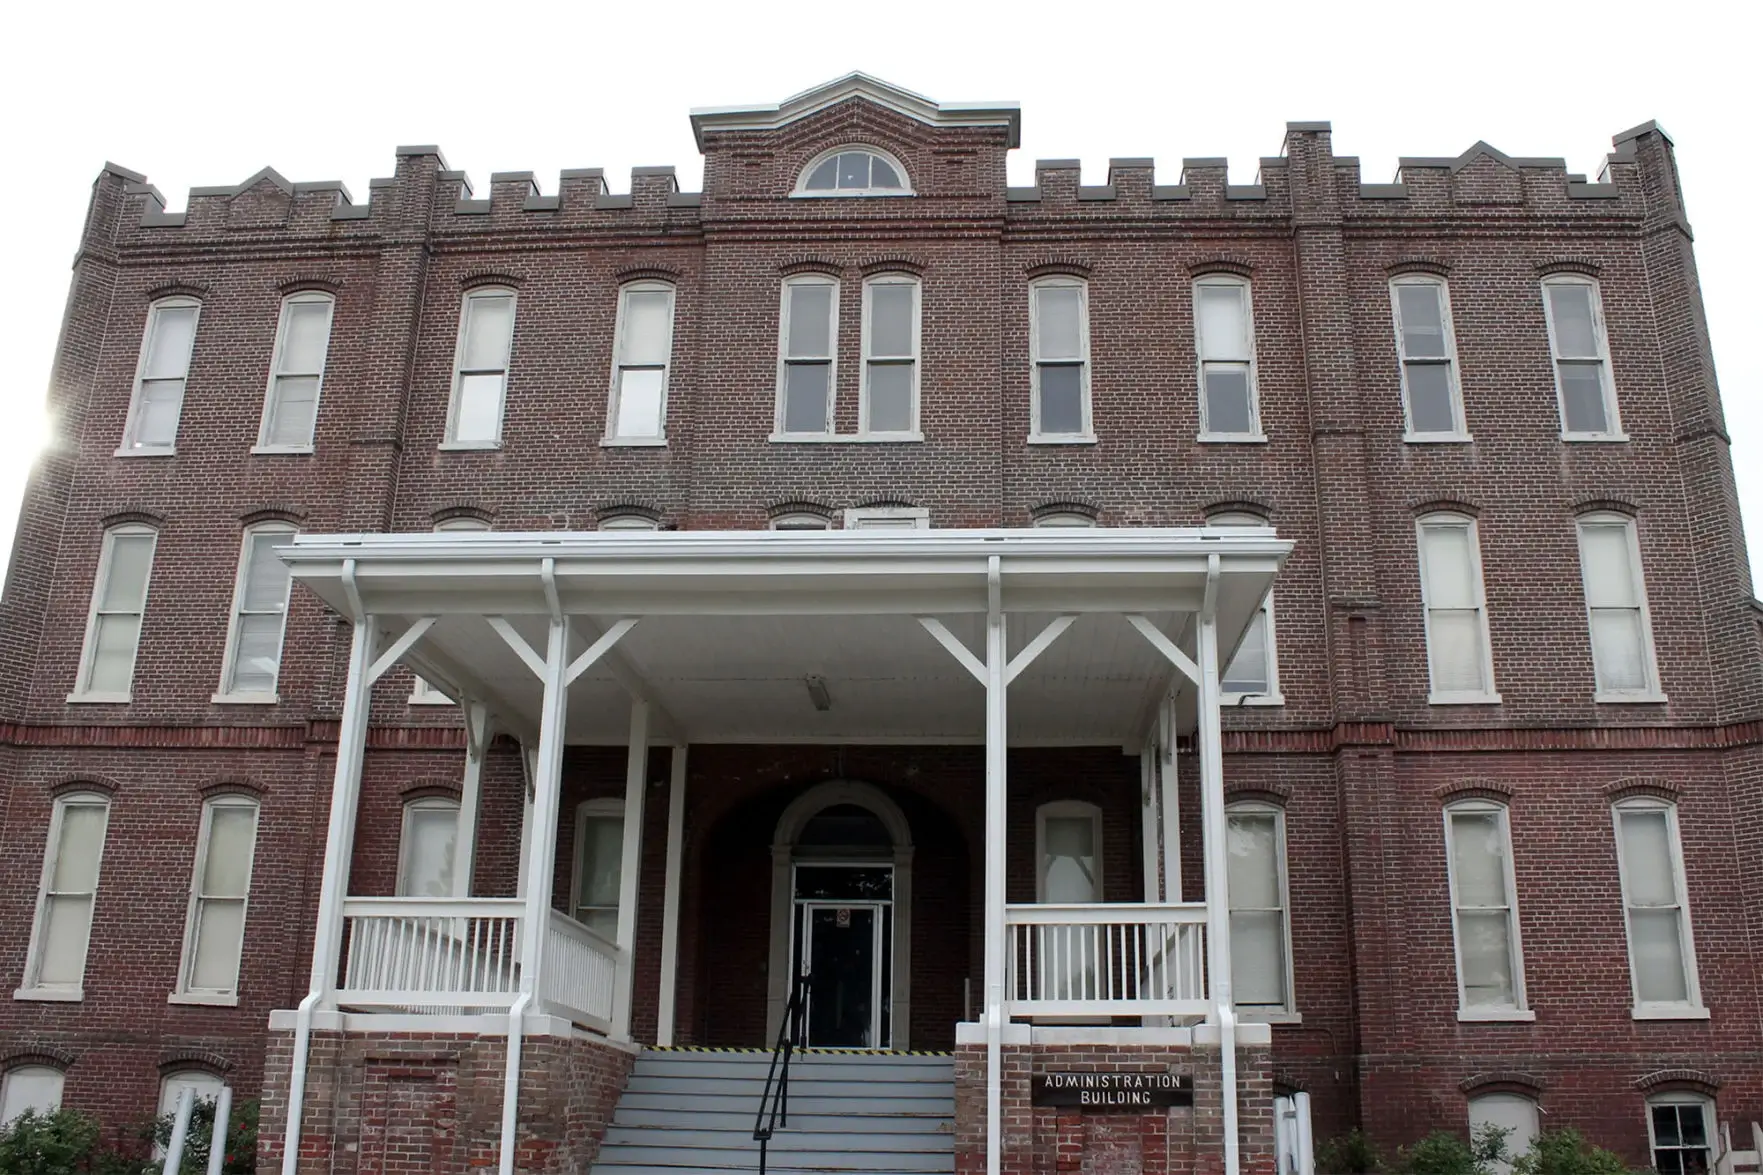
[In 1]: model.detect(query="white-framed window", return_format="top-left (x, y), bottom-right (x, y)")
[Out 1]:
top-left (1647, 1094), bottom-right (1714, 1175)
top-left (154, 1070), bottom-right (225, 1156)
top-left (776, 275), bottom-right (838, 437)
top-left (69, 524), bottom-right (157, 702)
top-left (1036, 800), bottom-right (1102, 904)
top-left (255, 291), bottom-right (334, 452)
top-left (445, 287), bottom-right (517, 447)
top-left (1416, 513), bottom-right (1499, 704)
top-left (844, 506), bottom-right (929, 530)
top-left (0, 1065), bottom-right (65, 1123)
top-left (1029, 278), bottom-right (1091, 441)
top-left (397, 797), bottom-right (460, 898)
top-left (598, 515), bottom-right (660, 531)
top-left (173, 796), bottom-right (259, 1002)
top-left (1443, 800), bottom-right (1529, 1018)
top-left (606, 281), bottom-right (675, 443)
top-left (860, 274), bottom-right (921, 438)
top-left (1211, 512), bottom-right (1282, 705)
top-left (120, 297), bottom-right (201, 455)
top-left (572, 798), bottom-right (625, 938)
top-left (1577, 513), bottom-right (1664, 701)
top-left (1613, 798), bottom-right (1704, 1017)
top-left (215, 523), bottom-right (296, 702)
top-left (18, 792), bottom-right (110, 999)
top-left (1194, 275), bottom-right (1262, 440)
top-left (1226, 802), bottom-right (1294, 1014)
top-left (1390, 276), bottom-right (1467, 441)
top-left (1541, 275), bottom-right (1622, 440)
top-left (771, 513), bottom-right (832, 531)
top-left (1468, 1093), bottom-right (1539, 1175)
top-left (412, 518), bottom-right (489, 703)
top-left (1032, 512), bottom-right (1096, 527)
top-left (795, 147), bottom-right (913, 196)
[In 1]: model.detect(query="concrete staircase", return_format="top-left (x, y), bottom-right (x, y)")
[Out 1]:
top-left (591, 1049), bottom-right (956, 1175)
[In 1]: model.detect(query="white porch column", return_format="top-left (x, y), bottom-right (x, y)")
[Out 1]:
top-left (517, 618), bottom-right (572, 1005)
top-left (451, 701), bottom-right (491, 897)
top-left (656, 743), bottom-right (688, 1046)
top-left (982, 557), bottom-right (1006, 1175)
top-left (1139, 747), bottom-right (1160, 903)
top-left (307, 615), bottom-right (378, 1003)
top-left (1160, 696), bottom-right (1182, 902)
top-left (1196, 558), bottom-right (1240, 1175)
top-left (611, 698), bottom-right (651, 1041)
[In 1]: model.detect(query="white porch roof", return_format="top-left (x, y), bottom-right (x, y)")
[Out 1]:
top-left (279, 527), bottom-right (1290, 747)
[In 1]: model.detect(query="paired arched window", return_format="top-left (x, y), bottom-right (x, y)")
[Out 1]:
top-left (256, 291), bottom-right (334, 452)
top-left (795, 147), bottom-right (912, 196)
top-left (1442, 798), bottom-right (1528, 1017)
top-left (71, 523), bottom-right (158, 702)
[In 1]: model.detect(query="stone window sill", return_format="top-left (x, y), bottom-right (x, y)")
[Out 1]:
top-left (168, 991), bottom-right (239, 1007)
top-left (14, 987), bottom-right (82, 1002)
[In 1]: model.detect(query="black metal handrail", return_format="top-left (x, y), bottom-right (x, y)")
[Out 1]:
top-left (754, 968), bottom-right (812, 1175)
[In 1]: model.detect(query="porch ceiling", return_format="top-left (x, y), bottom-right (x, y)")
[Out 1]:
top-left (279, 528), bottom-right (1291, 747)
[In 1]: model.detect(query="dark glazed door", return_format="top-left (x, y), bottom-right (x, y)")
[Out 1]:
top-left (803, 904), bottom-right (879, 1048)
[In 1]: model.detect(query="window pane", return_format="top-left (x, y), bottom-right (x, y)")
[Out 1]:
top-left (1229, 909), bottom-right (1286, 1005)
top-left (1620, 811), bottom-right (1677, 906)
top-left (838, 152), bottom-right (869, 189)
top-left (1547, 284), bottom-right (1599, 358)
top-left (615, 368), bottom-right (665, 437)
top-left (1559, 362), bottom-right (1609, 433)
top-left (1042, 816), bottom-right (1096, 902)
top-left (621, 290), bottom-right (672, 366)
top-left (1, 1068), bottom-right (63, 1123)
top-left (1676, 1105), bottom-right (1708, 1148)
top-left (1429, 610), bottom-right (1487, 694)
top-left (101, 534), bottom-right (155, 610)
top-left (1580, 525), bottom-right (1638, 607)
top-left (1630, 908), bottom-right (1689, 1002)
top-left (1654, 1106), bottom-right (1683, 1147)
top-left (455, 373), bottom-right (506, 442)
top-left (870, 284), bottom-right (914, 357)
top-left (242, 533), bottom-right (293, 612)
top-left (201, 806), bottom-right (256, 898)
top-left (267, 376), bottom-right (320, 447)
top-left (783, 363), bottom-right (831, 433)
top-left (1204, 365), bottom-right (1254, 434)
top-left (1038, 365), bottom-right (1084, 435)
top-left (1450, 812), bottom-right (1508, 906)
top-left (88, 614), bottom-right (141, 693)
top-left (870, 157), bottom-right (902, 189)
top-left (144, 306), bottom-right (198, 379)
top-left (580, 908), bottom-right (619, 939)
top-left (787, 284), bottom-right (833, 358)
top-left (1406, 362), bottom-right (1458, 434)
top-left (805, 158), bottom-right (838, 190)
top-left (1457, 908), bottom-right (1516, 1005)
top-left (135, 380), bottom-right (184, 446)
top-left (1198, 285), bottom-right (1249, 361)
top-left (38, 894), bottom-right (93, 986)
top-left (867, 364), bottom-right (913, 433)
top-left (1226, 812), bottom-right (1280, 908)
top-left (51, 805), bottom-right (107, 892)
top-left (1223, 610), bottom-right (1269, 694)
top-left (1036, 287), bottom-right (1083, 360)
top-left (462, 295), bottom-right (514, 370)
top-left (279, 301), bottom-right (332, 374)
top-left (401, 807), bottom-right (458, 897)
top-left (579, 816), bottom-right (624, 908)
top-left (1591, 610), bottom-right (1648, 691)
top-left (230, 613), bottom-right (284, 694)
top-left (1421, 526), bottom-right (1477, 608)
top-left (190, 899), bottom-right (245, 991)
top-left (1397, 284), bottom-right (1448, 359)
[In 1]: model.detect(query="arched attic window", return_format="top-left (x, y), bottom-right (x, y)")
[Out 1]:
top-left (796, 147), bottom-right (913, 196)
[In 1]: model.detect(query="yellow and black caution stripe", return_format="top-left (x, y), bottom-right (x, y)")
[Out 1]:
top-left (646, 1045), bottom-right (953, 1056)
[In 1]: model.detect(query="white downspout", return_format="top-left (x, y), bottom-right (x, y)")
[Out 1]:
top-left (1197, 553), bottom-right (1240, 1175)
top-left (497, 990), bottom-right (532, 1175)
top-left (983, 556), bottom-right (1006, 1175)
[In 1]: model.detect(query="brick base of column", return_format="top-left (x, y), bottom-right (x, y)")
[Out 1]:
top-left (955, 1030), bottom-right (1275, 1175)
top-left (256, 1017), bottom-right (637, 1174)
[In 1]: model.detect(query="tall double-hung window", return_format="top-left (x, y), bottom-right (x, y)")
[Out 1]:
top-left (216, 523), bottom-right (296, 701)
top-left (776, 276), bottom-right (838, 437)
top-left (1443, 800), bottom-right (1529, 1018)
top-left (446, 287), bottom-right (517, 446)
top-left (173, 796), bottom-right (260, 1002)
top-left (1541, 275), bottom-right (1621, 439)
top-left (1416, 513), bottom-right (1499, 703)
top-left (1194, 275), bottom-right (1261, 439)
top-left (70, 524), bottom-right (157, 702)
top-left (121, 298), bottom-right (200, 454)
top-left (607, 282), bottom-right (676, 443)
top-left (1390, 276), bottom-right (1467, 440)
top-left (1576, 513), bottom-right (1663, 701)
top-left (1226, 802), bottom-right (1293, 1013)
top-left (1612, 798), bottom-right (1703, 1017)
top-left (18, 792), bottom-right (110, 999)
top-left (256, 291), bottom-right (334, 451)
top-left (861, 275), bottom-right (921, 437)
top-left (1030, 278), bottom-right (1090, 440)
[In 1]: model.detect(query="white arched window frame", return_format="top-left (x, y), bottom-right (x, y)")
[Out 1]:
top-left (598, 515), bottom-right (660, 531)
top-left (412, 517), bottom-right (490, 703)
top-left (69, 523), bottom-right (158, 703)
top-left (1611, 797), bottom-right (1704, 1018)
top-left (793, 146), bottom-right (914, 197)
top-left (255, 290), bottom-right (335, 453)
top-left (859, 273), bottom-right (922, 439)
top-left (1540, 274), bottom-right (1623, 441)
top-left (0, 1065), bottom-right (65, 1123)
top-left (605, 281), bottom-right (676, 444)
top-left (1210, 512), bottom-right (1283, 706)
top-left (771, 513), bottom-right (832, 531)
top-left (774, 274), bottom-right (839, 439)
top-left (1442, 798), bottom-right (1530, 1019)
top-left (1033, 513), bottom-right (1097, 528)
top-left (397, 797), bottom-right (461, 898)
top-left (444, 286), bottom-right (517, 448)
top-left (1467, 1092), bottom-right (1540, 1174)
top-left (119, 296), bottom-right (201, 456)
top-left (19, 790), bottom-right (110, 999)
top-left (1029, 277), bottom-right (1093, 442)
top-left (1576, 512), bottom-right (1665, 703)
top-left (172, 794), bottom-right (260, 1004)
top-left (215, 522), bottom-right (297, 703)
top-left (1415, 512), bottom-right (1500, 704)
top-left (1193, 274), bottom-right (1263, 441)
top-left (1225, 800), bottom-right (1295, 1016)
top-left (1646, 1092), bottom-right (1715, 1175)
top-left (1389, 275), bottom-right (1468, 442)
top-left (571, 798), bottom-right (626, 938)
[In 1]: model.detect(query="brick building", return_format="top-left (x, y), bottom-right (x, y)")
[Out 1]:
top-left (0, 73), bottom-right (1758, 1175)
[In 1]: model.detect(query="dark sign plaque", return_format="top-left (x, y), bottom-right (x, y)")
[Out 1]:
top-left (1032, 1072), bottom-right (1193, 1110)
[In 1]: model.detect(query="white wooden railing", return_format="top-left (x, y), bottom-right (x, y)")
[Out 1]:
top-left (1005, 902), bottom-right (1209, 1018)
top-left (540, 910), bottom-right (621, 1033)
top-left (338, 897), bottom-right (525, 1012)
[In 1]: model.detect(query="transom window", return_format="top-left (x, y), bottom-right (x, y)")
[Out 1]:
top-left (1194, 275), bottom-right (1262, 440)
top-left (1443, 800), bottom-right (1528, 1016)
top-left (607, 282), bottom-right (675, 442)
top-left (1030, 278), bottom-right (1091, 440)
top-left (796, 148), bottom-right (912, 196)
top-left (1390, 276), bottom-right (1467, 440)
top-left (257, 291), bottom-right (334, 452)
top-left (1541, 275), bottom-right (1621, 440)
top-left (122, 297), bottom-right (200, 454)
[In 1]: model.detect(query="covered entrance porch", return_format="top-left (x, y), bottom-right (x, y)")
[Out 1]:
top-left (266, 527), bottom-right (1289, 1175)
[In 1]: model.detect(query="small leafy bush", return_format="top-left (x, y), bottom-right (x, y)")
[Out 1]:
top-left (1319, 1129), bottom-right (1385, 1174)
top-left (1511, 1128), bottom-right (1637, 1175)
top-left (0, 1108), bottom-right (103, 1175)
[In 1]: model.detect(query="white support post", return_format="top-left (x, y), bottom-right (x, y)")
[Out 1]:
top-left (306, 616), bottom-right (378, 1003)
top-left (1139, 747), bottom-right (1160, 903)
top-left (1196, 555), bottom-right (1240, 1175)
top-left (612, 697), bottom-right (651, 1041)
top-left (656, 743), bottom-right (688, 1046)
top-left (1160, 696), bottom-right (1182, 903)
top-left (983, 556), bottom-right (1006, 1175)
top-left (453, 702), bottom-right (490, 897)
top-left (518, 617), bottom-right (572, 1006)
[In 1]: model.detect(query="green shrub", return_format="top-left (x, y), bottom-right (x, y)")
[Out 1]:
top-left (146, 1098), bottom-right (258, 1174)
top-left (0, 1108), bottom-right (103, 1175)
top-left (1511, 1128), bottom-right (1637, 1175)
top-left (1319, 1129), bottom-right (1385, 1174)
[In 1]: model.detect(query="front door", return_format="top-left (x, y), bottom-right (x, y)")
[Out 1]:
top-left (800, 902), bottom-right (883, 1048)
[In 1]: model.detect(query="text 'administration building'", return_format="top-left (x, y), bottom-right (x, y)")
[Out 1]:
top-left (0, 73), bottom-right (1758, 1175)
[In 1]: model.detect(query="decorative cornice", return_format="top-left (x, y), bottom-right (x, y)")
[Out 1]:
top-left (689, 72), bottom-right (1021, 151)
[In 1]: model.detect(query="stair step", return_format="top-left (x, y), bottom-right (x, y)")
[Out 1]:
top-left (594, 1168), bottom-right (949, 1175)
top-left (593, 1144), bottom-right (953, 1172)
top-left (613, 1109), bottom-right (951, 1134)
top-left (635, 1057), bottom-right (953, 1081)
top-left (625, 1075), bottom-right (954, 1098)
top-left (617, 1092), bottom-right (953, 1116)
top-left (602, 1128), bottom-right (953, 1153)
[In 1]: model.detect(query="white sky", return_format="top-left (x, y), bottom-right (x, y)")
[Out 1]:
top-left (1, 0), bottom-right (1756, 587)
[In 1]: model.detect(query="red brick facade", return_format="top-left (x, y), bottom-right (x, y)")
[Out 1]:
top-left (1, 75), bottom-right (1759, 1172)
